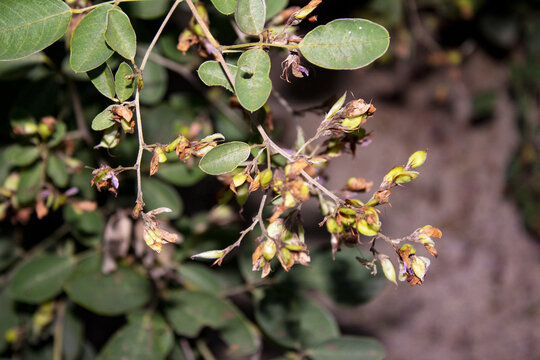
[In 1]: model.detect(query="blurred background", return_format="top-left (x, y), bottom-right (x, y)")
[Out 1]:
top-left (278, 0), bottom-right (540, 359)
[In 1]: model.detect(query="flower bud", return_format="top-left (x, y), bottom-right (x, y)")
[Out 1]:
top-left (383, 166), bottom-right (405, 184)
top-left (165, 136), bottom-right (183, 153)
top-left (191, 249), bottom-right (226, 260)
top-left (406, 150), bottom-right (427, 168)
top-left (262, 240), bottom-right (277, 261)
top-left (379, 256), bottom-right (397, 285)
top-left (326, 92), bottom-right (347, 120)
top-left (394, 171), bottom-right (419, 184)
top-left (260, 169), bottom-right (273, 188)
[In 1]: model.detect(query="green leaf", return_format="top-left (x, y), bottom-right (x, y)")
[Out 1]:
top-left (235, 49), bottom-right (271, 111)
top-left (156, 161), bottom-right (206, 187)
top-left (0, 237), bottom-right (18, 273)
top-left (126, 0), bottom-right (171, 20)
top-left (115, 62), bottom-right (135, 102)
top-left (91, 105), bottom-right (117, 131)
top-left (47, 154), bottom-right (69, 188)
top-left (285, 248), bottom-right (386, 306)
top-left (96, 126), bottom-right (120, 149)
top-left (8, 254), bottom-right (75, 304)
top-left (98, 313), bottom-right (173, 360)
top-left (15, 162), bottom-right (43, 205)
top-left (165, 290), bottom-right (260, 356)
top-left (138, 52), bottom-right (167, 105)
top-left (255, 291), bottom-right (339, 348)
top-left (62, 305), bottom-right (84, 360)
top-left (64, 254), bottom-right (152, 316)
top-left (70, 4), bottom-right (115, 72)
top-left (211, 0), bottom-right (237, 15)
top-left (306, 336), bottom-right (386, 360)
top-left (105, 7), bottom-right (137, 60)
top-left (0, 290), bottom-right (18, 353)
top-left (142, 178), bottom-right (183, 218)
top-left (0, 0), bottom-right (72, 60)
top-left (63, 205), bottom-right (105, 247)
top-left (235, 0), bottom-right (266, 35)
top-left (197, 61), bottom-right (238, 93)
top-left (265, 0), bottom-right (288, 20)
top-left (4, 144), bottom-right (40, 167)
top-left (298, 19), bottom-right (390, 70)
top-left (178, 263), bottom-right (223, 293)
top-left (87, 63), bottom-right (116, 100)
top-left (199, 141), bottom-right (250, 175)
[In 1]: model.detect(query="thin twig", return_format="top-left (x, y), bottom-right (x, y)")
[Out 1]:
top-left (257, 125), bottom-right (343, 204)
top-left (195, 339), bottom-right (216, 360)
top-left (180, 338), bottom-right (195, 360)
top-left (69, 81), bottom-right (93, 146)
top-left (133, 89), bottom-right (145, 205)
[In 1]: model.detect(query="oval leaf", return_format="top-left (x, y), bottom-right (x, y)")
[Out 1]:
top-left (115, 62), bottom-right (135, 101)
top-left (105, 7), bottom-right (137, 60)
top-left (235, 0), bottom-right (266, 36)
top-left (142, 178), bottom-right (183, 218)
top-left (255, 292), bottom-right (340, 348)
top-left (70, 4), bottom-right (115, 72)
top-left (126, 0), bottom-right (171, 20)
top-left (156, 162), bottom-right (206, 187)
top-left (15, 162), bottom-right (43, 205)
top-left (98, 313), bottom-right (173, 360)
top-left (64, 254), bottom-right (152, 316)
top-left (87, 63), bottom-right (116, 100)
top-left (47, 154), bottom-right (69, 188)
top-left (211, 0), bottom-right (237, 15)
top-left (235, 49), bottom-right (271, 111)
top-left (199, 141), bottom-right (250, 175)
top-left (306, 336), bottom-right (386, 360)
top-left (8, 254), bottom-right (75, 304)
top-left (265, 0), bottom-right (288, 20)
top-left (91, 105), bottom-right (116, 131)
top-left (4, 144), bottom-right (40, 167)
top-left (197, 61), bottom-right (238, 93)
top-left (298, 19), bottom-right (390, 70)
top-left (0, 0), bottom-right (72, 60)
top-left (165, 290), bottom-right (260, 356)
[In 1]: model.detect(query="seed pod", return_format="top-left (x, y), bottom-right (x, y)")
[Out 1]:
top-left (262, 240), bottom-right (277, 261)
top-left (260, 169), bottom-right (273, 188)
top-left (326, 218), bottom-right (343, 233)
top-left (406, 150), bottom-right (427, 168)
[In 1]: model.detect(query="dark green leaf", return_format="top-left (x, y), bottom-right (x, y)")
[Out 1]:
top-left (235, 49), bottom-right (271, 111)
top-left (91, 106), bottom-right (117, 131)
top-left (4, 144), bottom-right (40, 167)
top-left (255, 290), bottom-right (339, 348)
top-left (70, 5), bottom-right (114, 72)
top-left (98, 313), bottom-right (173, 360)
top-left (211, 0), bottom-right (237, 15)
top-left (165, 290), bottom-right (260, 356)
top-left (47, 154), bottom-right (69, 188)
top-left (115, 62), bottom-right (135, 102)
top-left (0, 237), bottom-right (18, 273)
top-left (306, 336), bottom-right (386, 360)
top-left (0, 290), bottom-right (18, 353)
top-left (197, 61), bottom-right (238, 93)
top-left (178, 263), bottom-right (223, 293)
top-left (63, 305), bottom-right (84, 360)
top-left (105, 7), bottom-right (137, 60)
top-left (167, 344), bottom-right (187, 360)
top-left (285, 248), bottom-right (386, 306)
top-left (156, 161), bottom-right (206, 187)
top-left (15, 162), bottom-right (43, 205)
top-left (298, 19), bottom-right (390, 70)
top-left (48, 121), bottom-right (68, 148)
top-left (87, 63), bottom-right (116, 100)
top-left (126, 0), bottom-right (171, 20)
top-left (65, 254), bottom-right (152, 316)
top-left (142, 178), bottom-right (183, 218)
top-left (235, 0), bottom-right (266, 35)
top-left (8, 254), bottom-right (75, 303)
top-left (0, 0), bottom-right (72, 60)
top-left (265, 0), bottom-right (288, 20)
top-left (199, 141), bottom-right (250, 175)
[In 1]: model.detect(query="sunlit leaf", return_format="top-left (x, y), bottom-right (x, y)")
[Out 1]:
top-left (298, 19), bottom-right (390, 70)
top-left (235, 49), bottom-right (271, 111)
top-left (199, 141), bottom-right (250, 175)
top-left (197, 61), bottom-right (238, 93)
top-left (87, 63), bottom-right (116, 100)
top-left (70, 4), bottom-right (114, 72)
top-left (0, 0), bottom-right (72, 60)
top-left (105, 7), bottom-right (137, 60)
top-left (235, 0), bottom-right (266, 36)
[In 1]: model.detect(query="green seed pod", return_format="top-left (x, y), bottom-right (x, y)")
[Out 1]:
top-left (267, 221), bottom-right (284, 239)
top-left (326, 218), bottom-right (343, 233)
top-left (339, 207), bottom-right (356, 216)
top-left (357, 219), bottom-right (378, 236)
top-left (341, 115), bottom-right (363, 130)
top-left (165, 136), bottom-right (182, 153)
top-left (156, 147), bottom-right (167, 163)
top-left (383, 166), bottom-right (405, 184)
top-left (232, 173), bottom-right (247, 187)
top-left (406, 150), bottom-right (427, 168)
top-left (280, 247), bottom-right (291, 266)
top-left (260, 169), bottom-right (273, 188)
